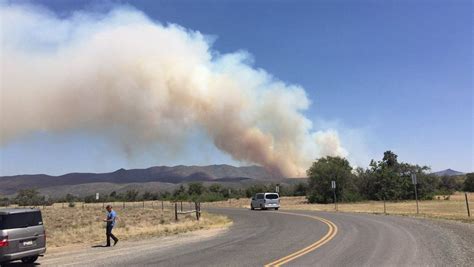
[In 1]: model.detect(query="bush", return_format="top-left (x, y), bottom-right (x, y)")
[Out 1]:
top-left (464, 173), bottom-right (474, 192)
top-left (0, 197), bottom-right (10, 207)
top-left (14, 189), bottom-right (46, 206)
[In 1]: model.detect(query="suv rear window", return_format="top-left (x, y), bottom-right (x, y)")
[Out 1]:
top-left (0, 211), bottom-right (43, 230)
top-left (265, 194), bottom-right (279, 199)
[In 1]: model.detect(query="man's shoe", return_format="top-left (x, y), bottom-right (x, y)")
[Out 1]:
top-left (113, 239), bottom-right (119, 246)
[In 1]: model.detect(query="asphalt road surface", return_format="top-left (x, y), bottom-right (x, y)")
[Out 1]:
top-left (34, 208), bottom-right (474, 266)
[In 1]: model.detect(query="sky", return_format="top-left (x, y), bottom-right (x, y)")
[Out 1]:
top-left (0, 0), bottom-right (472, 175)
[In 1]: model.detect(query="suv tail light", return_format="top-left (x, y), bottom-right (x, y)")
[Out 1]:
top-left (0, 235), bottom-right (9, 247)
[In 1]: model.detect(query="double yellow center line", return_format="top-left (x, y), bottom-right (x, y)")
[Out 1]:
top-left (264, 212), bottom-right (338, 267)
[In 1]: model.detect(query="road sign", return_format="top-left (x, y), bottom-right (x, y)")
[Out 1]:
top-left (96, 193), bottom-right (99, 200)
top-left (331, 181), bottom-right (336, 189)
top-left (411, 174), bottom-right (419, 214)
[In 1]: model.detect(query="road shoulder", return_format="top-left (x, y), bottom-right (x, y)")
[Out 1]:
top-left (40, 227), bottom-right (229, 266)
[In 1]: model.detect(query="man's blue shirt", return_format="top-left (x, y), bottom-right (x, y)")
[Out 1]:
top-left (107, 210), bottom-right (117, 227)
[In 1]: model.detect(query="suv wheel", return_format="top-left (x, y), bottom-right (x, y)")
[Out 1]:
top-left (21, 256), bottom-right (38, 264)
top-left (250, 204), bottom-right (254, 210)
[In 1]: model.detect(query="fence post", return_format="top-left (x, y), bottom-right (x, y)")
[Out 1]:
top-left (123, 202), bottom-right (125, 209)
top-left (175, 202), bottom-right (178, 221)
top-left (180, 201), bottom-right (183, 212)
top-left (383, 198), bottom-right (386, 214)
top-left (465, 192), bottom-right (471, 217)
top-left (195, 202), bottom-right (199, 221)
top-left (161, 200), bottom-right (164, 213)
top-left (143, 201), bottom-right (145, 209)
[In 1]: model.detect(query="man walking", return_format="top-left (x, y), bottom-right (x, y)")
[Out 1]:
top-left (103, 205), bottom-right (119, 246)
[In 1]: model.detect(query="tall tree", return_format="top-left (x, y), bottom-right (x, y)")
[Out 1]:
top-left (188, 182), bottom-right (205, 196)
top-left (464, 173), bottom-right (474, 192)
top-left (365, 151), bottom-right (436, 200)
top-left (306, 156), bottom-right (354, 203)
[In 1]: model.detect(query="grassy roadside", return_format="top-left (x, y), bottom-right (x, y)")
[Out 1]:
top-left (41, 204), bottom-right (231, 248)
top-left (205, 192), bottom-right (473, 223)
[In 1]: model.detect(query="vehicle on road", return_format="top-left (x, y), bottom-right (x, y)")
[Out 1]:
top-left (250, 193), bottom-right (280, 210)
top-left (0, 208), bottom-right (46, 266)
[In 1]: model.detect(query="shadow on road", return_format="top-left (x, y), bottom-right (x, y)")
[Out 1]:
top-left (1, 262), bottom-right (40, 267)
top-left (91, 244), bottom-right (109, 248)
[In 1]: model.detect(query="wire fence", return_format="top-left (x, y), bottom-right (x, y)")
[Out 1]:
top-left (2, 200), bottom-right (202, 221)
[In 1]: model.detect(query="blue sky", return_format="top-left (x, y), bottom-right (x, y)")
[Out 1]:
top-left (1, 0), bottom-right (472, 175)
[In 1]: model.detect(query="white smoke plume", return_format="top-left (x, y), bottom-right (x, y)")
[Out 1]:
top-left (0, 3), bottom-right (348, 177)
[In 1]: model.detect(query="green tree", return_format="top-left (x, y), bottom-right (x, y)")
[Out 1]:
top-left (439, 175), bottom-right (457, 194)
top-left (363, 151), bottom-right (436, 200)
top-left (188, 182), bottom-right (205, 196)
top-left (306, 156), bottom-right (353, 203)
top-left (14, 189), bottom-right (45, 206)
top-left (65, 193), bottom-right (76, 203)
top-left (142, 191), bottom-right (154, 200)
top-left (293, 182), bottom-right (308, 196)
top-left (173, 185), bottom-right (187, 200)
top-left (245, 184), bottom-right (268, 198)
top-left (160, 190), bottom-right (171, 200)
top-left (0, 195), bottom-right (10, 207)
top-left (464, 173), bottom-right (474, 192)
top-left (209, 184), bottom-right (222, 194)
top-left (125, 190), bottom-right (139, 201)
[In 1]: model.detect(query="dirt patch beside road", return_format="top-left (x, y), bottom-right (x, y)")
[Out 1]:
top-left (39, 203), bottom-right (231, 248)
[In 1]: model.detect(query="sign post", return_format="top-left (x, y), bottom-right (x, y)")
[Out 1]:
top-left (276, 184), bottom-right (280, 194)
top-left (331, 181), bottom-right (337, 211)
top-left (465, 192), bottom-right (471, 217)
top-left (411, 174), bottom-right (419, 214)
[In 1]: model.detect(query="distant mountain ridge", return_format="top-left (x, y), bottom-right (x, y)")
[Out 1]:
top-left (0, 164), bottom-right (282, 195)
top-left (432, 169), bottom-right (465, 177)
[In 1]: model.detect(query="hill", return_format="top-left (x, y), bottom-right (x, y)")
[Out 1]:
top-left (0, 164), bottom-right (282, 196)
top-left (432, 169), bottom-right (465, 177)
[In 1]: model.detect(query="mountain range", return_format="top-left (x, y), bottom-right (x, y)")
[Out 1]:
top-left (0, 164), bottom-right (282, 196)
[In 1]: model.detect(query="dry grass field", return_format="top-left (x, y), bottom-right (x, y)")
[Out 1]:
top-left (205, 192), bottom-right (473, 223)
top-left (37, 201), bottom-right (231, 248)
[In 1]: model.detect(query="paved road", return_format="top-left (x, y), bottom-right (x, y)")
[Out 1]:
top-left (36, 208), bottom-right (473, 266)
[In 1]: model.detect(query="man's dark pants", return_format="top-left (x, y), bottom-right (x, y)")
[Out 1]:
top-left (106, 224), bottom-right (118, 246)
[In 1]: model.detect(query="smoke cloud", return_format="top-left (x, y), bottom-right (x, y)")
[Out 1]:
top-left (0, 4), bottom-right (348, 177)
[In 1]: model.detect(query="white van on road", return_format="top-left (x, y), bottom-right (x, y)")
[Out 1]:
top-left (250, 193), bottom-right (280, 210)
